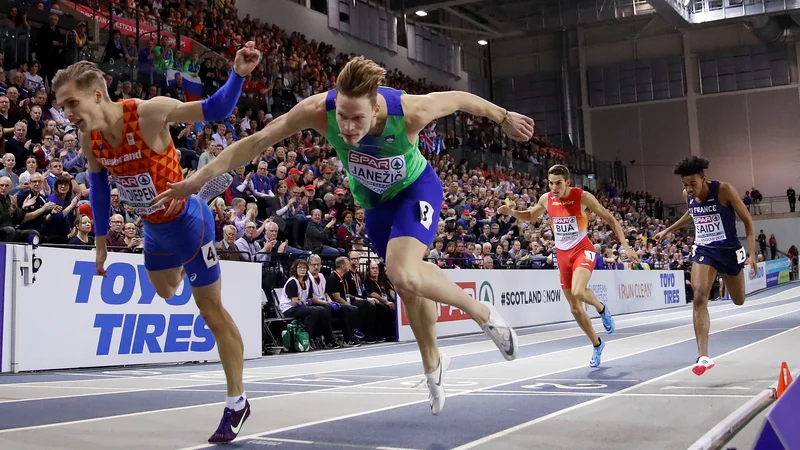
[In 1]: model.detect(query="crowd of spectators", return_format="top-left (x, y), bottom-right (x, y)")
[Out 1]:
top-left (0, 0), bottom-right (712, 348)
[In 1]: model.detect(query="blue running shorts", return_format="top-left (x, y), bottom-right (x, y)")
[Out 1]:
top-left (364, 164), bottom-right (443, 261)
top-left (692, 245), bottom-right (746, 277)
top-left (143, 195), bottom-right (221, 287)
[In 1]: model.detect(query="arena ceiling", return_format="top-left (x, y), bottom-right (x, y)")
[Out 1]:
top-left (391, 0), bottom-right (800, 43)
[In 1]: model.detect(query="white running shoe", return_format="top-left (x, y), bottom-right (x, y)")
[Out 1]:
top-left (692, 356), bottom-right (715, 376)
top-left (422, 353), bottom-right (450, 415)
top-left (480, 303), bottom-right (519, 361)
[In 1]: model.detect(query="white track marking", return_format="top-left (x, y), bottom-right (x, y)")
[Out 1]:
top-left (451, 324), bottom-right (800, 450)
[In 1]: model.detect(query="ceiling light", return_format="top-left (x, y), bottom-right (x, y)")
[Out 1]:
top-left (478, 39), bottom-right (488, 46)
top-left (415, 10), bottom-right (427, 16)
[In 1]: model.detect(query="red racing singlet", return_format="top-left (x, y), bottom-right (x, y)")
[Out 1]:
top-left (547, 187), bottom-right (590, 251)
top-left (90, 99), bottom-right (185, 224)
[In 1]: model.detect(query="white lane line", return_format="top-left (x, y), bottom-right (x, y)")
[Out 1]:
top-left (451, 323), bottom-right (800, 450)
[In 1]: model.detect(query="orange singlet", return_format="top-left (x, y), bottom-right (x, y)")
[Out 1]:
top-left (89, 99), bottom-right (185, 224)
top-left (547, 187), bottom-right (596, 289)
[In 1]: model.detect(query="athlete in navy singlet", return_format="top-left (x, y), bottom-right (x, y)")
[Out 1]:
top-left (655, 156), bottom-right (756, 376)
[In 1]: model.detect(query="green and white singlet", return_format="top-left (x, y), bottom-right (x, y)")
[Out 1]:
top-left (324, 86), bottom-right (427, 210)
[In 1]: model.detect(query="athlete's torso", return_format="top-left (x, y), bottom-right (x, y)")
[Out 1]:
top-left (547, 187), bottom-right (589, 251)
top-left (324, 86), bottom-right (427, 209)
top-left (687, 180), bottom-right (739, 249)
top-left (90, 99), bottom-right (185, 224)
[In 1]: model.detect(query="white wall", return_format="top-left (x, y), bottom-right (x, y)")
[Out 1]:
top-left (735, 216), bottom-right (800, 256)
top-left (235, 0), bottom-right (469, 91)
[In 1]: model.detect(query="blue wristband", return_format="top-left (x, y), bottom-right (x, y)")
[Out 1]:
top-left (201, 69), bottom-right (245, 122)
top-left (89, 169), bottom-right (111, 237)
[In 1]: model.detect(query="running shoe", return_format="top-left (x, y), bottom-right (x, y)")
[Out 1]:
top-left (692, 356), bottom-right (715, 376)
top-left (599, 302), bottom-right (615, 335)
top-left (480, 303), bottom-right (518, 361)
top-left (207, 400), bottom-right (251, 443)
top-left (414, 353), bottom-right (451, 415)
top-left (590, 338), bottom-right (605, 368)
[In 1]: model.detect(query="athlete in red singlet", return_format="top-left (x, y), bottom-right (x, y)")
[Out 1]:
top-left (498, 165), bottom-right (638, 368)
top-left (52, 43), bottom-right (262, 443)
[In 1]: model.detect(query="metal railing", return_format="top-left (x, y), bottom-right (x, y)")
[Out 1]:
top-left (666, 195), bottom-right (798, 220)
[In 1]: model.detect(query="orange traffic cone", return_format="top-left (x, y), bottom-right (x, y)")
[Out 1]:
top-left (777, 362), bottom-right (793, 399)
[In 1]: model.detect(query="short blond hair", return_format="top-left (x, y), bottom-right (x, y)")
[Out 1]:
top-left (335, 56), bottom-right (386, 104)
top-left (51, 61), bottom-right (109, 100)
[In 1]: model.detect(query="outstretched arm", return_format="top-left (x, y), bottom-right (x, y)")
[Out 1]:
top-left (582, 191), bottom-right (639, 263)
top-left (497, 193), bottom-right (548, 223)
top-left (404, 91), bottom-right (534, 142)
top-left (139, 42), bottom-right (261, 124)
top-left (151, 94), bottom-right (325, 209)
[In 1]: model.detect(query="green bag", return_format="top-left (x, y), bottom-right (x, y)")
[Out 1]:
top-left (281, 320), bottom-right (311, 352)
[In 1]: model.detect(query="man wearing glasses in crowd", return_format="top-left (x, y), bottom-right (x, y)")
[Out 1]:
top-left (307, 254), bottom-right (360, 347)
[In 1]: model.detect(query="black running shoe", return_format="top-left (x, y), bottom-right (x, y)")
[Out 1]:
top-left (207, 400), bottom-right (251, 443)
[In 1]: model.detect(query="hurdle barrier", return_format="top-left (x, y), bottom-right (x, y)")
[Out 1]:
top-left (688, 366), bottom-right (799, 450)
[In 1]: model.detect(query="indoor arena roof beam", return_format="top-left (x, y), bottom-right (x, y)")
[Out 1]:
top-left (648, 0), bottom-right (691, 26)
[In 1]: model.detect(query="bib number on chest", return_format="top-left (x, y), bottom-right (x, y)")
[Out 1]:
top-left (693, 214), bottom-right (726, 245)
top-left (116, 173), bottom-right (163, 215)
top-left (553, 216), bottom-right (579, 240)
top-left (347, 151), bottom-right (406, 194)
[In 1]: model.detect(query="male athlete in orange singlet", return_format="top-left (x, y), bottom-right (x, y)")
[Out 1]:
top-left (52, 43), bottom-right (261, 443)
top-left (498, 164), bottom-right (638, 367)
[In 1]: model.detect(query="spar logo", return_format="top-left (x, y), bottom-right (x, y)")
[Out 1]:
top-left (400, 281), bottom-right (472, 325)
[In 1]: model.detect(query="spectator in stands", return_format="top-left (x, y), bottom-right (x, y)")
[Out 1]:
top-left (235, 220), bottom-right (272, 262)
top-left (0, 176), bottom-right (36, 243)
top-left (278, 259), bottom-right (339, 350)
top-left (105, 214), bottom-right (127, 251)
top-left (35, 14), bottom-right (62, 86)
top-left (336, 210), bottom-right (362, 251)
top-left (67, 214), bottom-right (94, 248)
top-left (304, 208), bottom-right (342, 257)
top-left (34, 14), bottom-right (64, 80)
top-left (343, 251), bottom-right (386, 344)
top-left (758, 230), bottom-right (767, 259)
top-left (7, 122), bottom-right (31, 171)
top-left (16, 172), bottom-right (54, 234)
top-left (59, 134), bottom-right (83, 174)
top-left (262, 220), bottom-right (308, 259)
top-left (769, 234), bottom-right (777, 260)
top-left (165, 72), bottom-right (186, 101)
top-left (363, 260), bottom-right (397, 340)
top-left (217, 224), bottom-right (245, 261)
top-left (0, 155), bottom-right (18, 192)
top-left (307, 254), bottom-right (360, 347)
top-left (42, 174), bottom-right (79, 243)
top-left (325, 256), bottom-right (366, 342)
top-left (788, 187), bottom-right (796, 213)
top-left (122, 221), bottom-right (144, 253)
